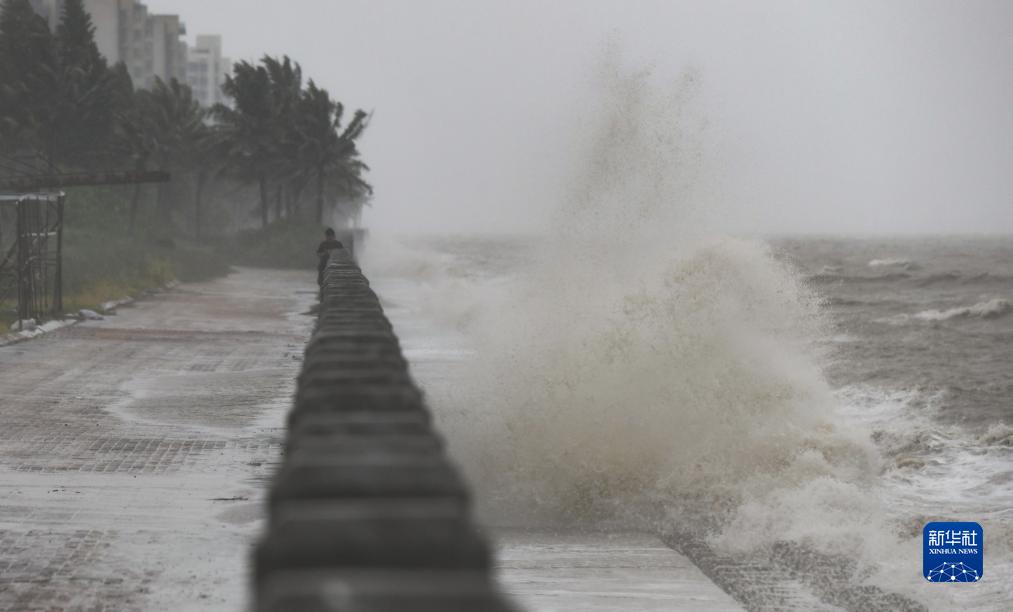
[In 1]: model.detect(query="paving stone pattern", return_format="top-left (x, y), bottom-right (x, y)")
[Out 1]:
top-left (255, 249), bottom-right (518, 612)
top-left (0, 268), bottom-right (315, 611)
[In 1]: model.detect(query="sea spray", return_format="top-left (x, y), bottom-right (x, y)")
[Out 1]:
top-left (421, 56), bottom-right (887, 559)
top-left (359, 53), bottom-right (937, 607)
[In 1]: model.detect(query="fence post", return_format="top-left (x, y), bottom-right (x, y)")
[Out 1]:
top-left (15, 199), bottom-right (25, 330)
top-left (54, 195), bottom-right (64, 314)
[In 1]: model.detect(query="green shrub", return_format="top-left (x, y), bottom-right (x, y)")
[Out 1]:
top-left (223, 220), bottom-right (326, 269)
top-left (60, 227), bottom-right (230, 313)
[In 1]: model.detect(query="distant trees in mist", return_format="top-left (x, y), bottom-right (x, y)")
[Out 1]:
top-left (0, 0), bottom-right (371, 239)
top-left (216, 57), bottom-right (372, 231)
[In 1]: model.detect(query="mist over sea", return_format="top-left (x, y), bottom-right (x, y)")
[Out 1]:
top-left (354, 48), bottom-right (1013, 610)
top-left (361, 232), bottom-right (1013, 611)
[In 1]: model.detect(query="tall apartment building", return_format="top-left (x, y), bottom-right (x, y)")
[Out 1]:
top-left (23, 0), bottom-right (210, 94)
top-left (186, 35), bottom-right (230, 108)
top-left (81, 0), bottom-right (123, 64)
top-left (82, 0), bottom-right (187, 89)
top-left (23, 0), bottom-right (225, 98)
top-left (148, 14), bottom-right (186, 87)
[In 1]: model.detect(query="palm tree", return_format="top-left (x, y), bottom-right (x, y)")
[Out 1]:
top-left (52, 0), bottom-right (117, 168)
top-left (215, 61), bottom-right (273, 228)
top-left (290, 81), bottom-right (372, 224)
top-left (261, 56), bottom-right (308, 223)
top-left (0, 0), bottom-right (124, 170)
top-left (113, 78), bottom-right (207, 231)
top-left (0, 0), bottom-right (60, 163)
top-left (190, 126), bottom-right (227, 241)
top-left (213, 55), bottom-right (374, 230)
top-left (215, 56), bottom-right (305, 228)
top-left (111, 82), bottom-right (154, 232)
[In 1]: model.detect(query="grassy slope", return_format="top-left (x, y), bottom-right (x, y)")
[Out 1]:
top-left (222, 220), bottom-right (327, 269)
top-left (62, 186), bottom-right (233, 312)
top-left (60, 229), bottom-right (230, 313)
top-left (3, 186), bottom-right (327, 327)
top-left (2, 187), bottom-right (229, 326)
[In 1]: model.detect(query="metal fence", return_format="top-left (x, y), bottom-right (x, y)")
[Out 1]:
top-left (0, 192), bottom-right (65, 329)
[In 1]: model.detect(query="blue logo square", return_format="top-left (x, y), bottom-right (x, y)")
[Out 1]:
top-left (923, 522), bottom-right (983, 582)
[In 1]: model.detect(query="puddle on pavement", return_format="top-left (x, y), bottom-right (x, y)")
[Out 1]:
top-left (216, 502), bottom-right (264, 525)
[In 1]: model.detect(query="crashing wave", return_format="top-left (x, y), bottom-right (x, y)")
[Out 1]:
top-left (425, 58), bottom-right (885, 565)
top-left (979, 424), bottom-right (1013, 447)
top-left (914, 298), bottom-right (1013, 322)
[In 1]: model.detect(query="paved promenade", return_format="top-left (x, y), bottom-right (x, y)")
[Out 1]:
top-left (0, 269), bottom-right (315, 611)
top-left (496, 530), bottom-right (742, 611)
top-left (0, 267), bottom-right (747, 611)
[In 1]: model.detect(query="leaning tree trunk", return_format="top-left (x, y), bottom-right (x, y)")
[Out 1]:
top-left (285, 184), bottom-right (294, 219)
top-left (128, 159), bottom-right (148, 234)
top-left (291, 181), bottom-right (306, 220)
top-left (128, 183), bottom-right (143, 234)
top-left (160, 180), bottom-right (179, 230)
top-left (194, 171), bottom-right (207, 242)
top-left (315, 164), bottom-right (325, 225)
top-left (156, 183), bottom-right (171, 229)
top-left (275, 185), bottom-right (283, 222)
top-left (258, 175), bottom-right (269, 229)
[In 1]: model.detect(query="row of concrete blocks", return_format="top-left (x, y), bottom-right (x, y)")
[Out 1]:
top-left (254, 248), bottom-right (518, 612)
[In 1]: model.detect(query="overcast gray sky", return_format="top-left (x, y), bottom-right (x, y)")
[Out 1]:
top-left (147, 0), bottom-right (1013, 235)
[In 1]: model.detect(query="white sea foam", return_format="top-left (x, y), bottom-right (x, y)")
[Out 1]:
top-left (868, 258), bottom-right (913, 268)
top-left (365, 53), bottom-right (1013, 610)
top-left (914, 298), bottom-right (1012, 321)
top-left (873, 297), bottom-right (1013, 326)
top-left (874, 313), bottom-right (912, 326)
top-left (398, 57), bottom-right (892, 565)
top-left (831, 384), bottom-right (1013, 608)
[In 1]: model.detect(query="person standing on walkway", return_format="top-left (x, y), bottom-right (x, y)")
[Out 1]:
top-left (316, 228), bottom-right (344, 286)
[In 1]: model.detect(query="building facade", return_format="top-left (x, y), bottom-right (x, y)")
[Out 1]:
top-left (79, 0), bottom-right (185, 89)
top-left (148, 13), bottom-right (186, 87)
top-left (23, 0), bottom-right (228, 104)
top-left (186, 35), bottom-right (230, 108)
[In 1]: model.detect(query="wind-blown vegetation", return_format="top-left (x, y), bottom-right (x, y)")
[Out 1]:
top-left (215, 57), bottom-right (372, 229)
top-left (0, 0), bottom-right (371, 315)
top-left (0, 0), bottom-right (372, 233)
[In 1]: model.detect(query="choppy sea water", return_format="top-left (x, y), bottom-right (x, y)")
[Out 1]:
top-left (363, 234), bottom-right (1012, 611)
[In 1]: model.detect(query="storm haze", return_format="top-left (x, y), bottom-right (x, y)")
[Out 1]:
top-left (142, 0), bottom-right (1013, 233)
top-left (4, 2), bottom-right (1013, 610)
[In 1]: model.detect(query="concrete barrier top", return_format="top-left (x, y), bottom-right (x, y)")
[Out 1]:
top-left (254, 248), bottom-right (518, 612)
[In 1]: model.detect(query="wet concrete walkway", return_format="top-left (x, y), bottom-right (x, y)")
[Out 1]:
top-left (496, 530), bottom-right (743, 611)
top-left (0, 268), bottom-right (316, 611)
top-left (1, 267), bottom-right (745, 611)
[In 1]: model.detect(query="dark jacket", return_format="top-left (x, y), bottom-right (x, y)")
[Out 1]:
top-left (316, 239), bottom-right (344, 263)
top-left (316, 238), bottom-right (344, 285)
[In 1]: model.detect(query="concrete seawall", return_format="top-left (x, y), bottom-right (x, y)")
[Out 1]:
top-left (254, 248), bottom-right (517, 611)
